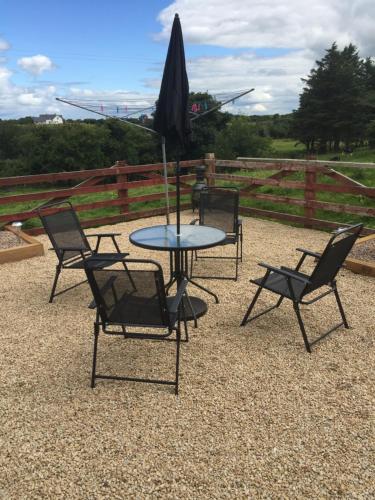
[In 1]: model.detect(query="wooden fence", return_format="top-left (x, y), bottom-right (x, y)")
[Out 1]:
top-left (0, 154), bottom-right (374, 235)
top-left (0, 158), bottom-right (204, 235)
top-left (212, 156), bottom-right (375, 235)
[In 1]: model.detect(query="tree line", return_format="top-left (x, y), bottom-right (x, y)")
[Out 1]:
top-left (0, 93), bottom-right (272, 178)
top-left (1, 42), bottom-right (375, 178)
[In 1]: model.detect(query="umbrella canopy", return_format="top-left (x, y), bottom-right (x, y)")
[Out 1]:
top-left (153, 13), bottom-right (191, 233)
top-left (154, 14), bottom-right (191, 149)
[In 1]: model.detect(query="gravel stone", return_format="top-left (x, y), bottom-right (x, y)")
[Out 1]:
top-left (0, 230), bottom-right (26, 249)
top-left (349, 238), bottom-right (375, 262)
top-left (0, 212), bottom-right (374, 498)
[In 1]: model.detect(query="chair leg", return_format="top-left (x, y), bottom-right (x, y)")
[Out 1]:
top-left (181, 298), bottom-right (189, 341)
top-left (235, 239), bottom-right (239, 281)
top-left (189, 251), bottom-right (194, 277)
top-left (49, 264), bottom-right (62, 303)
top-left (91, 323), bottom-right (100, 388)
top-left (276, 296), bottom-right (284, 307)
top-left (184, 292), bottom-right (198, 328)
top-left (334, 286), bottom-right (349, 329)
top-left (175, 323), bottom-right (181, 396)
top-left (240, 285), bottom-right (263, 325)
top-left (239, 226), bottom-right (243, 262)
top-left (293, 303), bottom-right (312, 353)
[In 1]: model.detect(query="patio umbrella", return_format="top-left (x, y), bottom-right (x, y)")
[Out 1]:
top-left (153, 13), bottom-right (191, 235)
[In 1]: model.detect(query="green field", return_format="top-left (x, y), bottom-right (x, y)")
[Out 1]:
top-left (1, 142), bottom-right (374, 230)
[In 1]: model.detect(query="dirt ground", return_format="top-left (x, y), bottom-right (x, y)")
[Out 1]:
top-left (0, 212), bottom-right (374, 499)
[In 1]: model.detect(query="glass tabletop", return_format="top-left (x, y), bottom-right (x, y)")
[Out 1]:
top-left (129, 224), bottom-right (226, 251)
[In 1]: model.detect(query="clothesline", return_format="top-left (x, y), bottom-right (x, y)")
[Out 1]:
top-left (62, 90), bottom-right (250, 116)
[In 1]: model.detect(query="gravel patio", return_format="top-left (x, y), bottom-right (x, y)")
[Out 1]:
top-left (0, 212), bottom-right (374, 498)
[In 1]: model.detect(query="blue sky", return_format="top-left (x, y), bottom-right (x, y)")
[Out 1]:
top-left (2, 0), bottom-right (174, 91)
top-left (0, 0), bottom-right (373, 118)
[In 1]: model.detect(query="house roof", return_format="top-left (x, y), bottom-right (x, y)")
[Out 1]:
top-left (33, 114), bottom-right (64, 123)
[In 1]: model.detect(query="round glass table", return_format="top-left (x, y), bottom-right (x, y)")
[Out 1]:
top-left (129, 224), bottom-right (226, 321)
top-left (129, 224), bottom-right (226, 252)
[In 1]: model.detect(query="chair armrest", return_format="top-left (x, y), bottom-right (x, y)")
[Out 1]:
top-left (296, 248), bottom-right (321, 259)
top-left (189, 219), bottom-right (199, 225)
top-left (258, 262), bottom-right (311, 284)
top-left (88, 233), bottom-right (123, 254)
top-left (86, 233), bottom-right (121, 238)
top-left (169, 279), bottom-right (188, 314)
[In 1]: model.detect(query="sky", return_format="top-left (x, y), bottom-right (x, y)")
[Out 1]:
top-left (0, 0), bottom-right (374, 119)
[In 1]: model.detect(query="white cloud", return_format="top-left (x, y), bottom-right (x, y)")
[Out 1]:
top-left (17, 93), bottom-right (43, 106)
top-left (252, 103), bottom-right (267, 112)
top-left (144, 49), bottom-right (313, 114)
top-left (153, 0), bottom-right (375, 114)
top-left (0, 37), bottom-right (10, 51)
top-left (1, 1), bottom-right (374, 119)
top-left (0, 68), bottom-right (60, 118)
top-left (157, 0), bottom-right (375, 56)
top-left (17, 54), bottom-right (54, 76)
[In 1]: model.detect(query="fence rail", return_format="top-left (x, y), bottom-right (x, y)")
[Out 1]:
top-left (0, 155), bottom-right (374, 235)
top-left (0, 158), bottom-right (203, 234)
top-left (213, 157), bottom-right (375, 235)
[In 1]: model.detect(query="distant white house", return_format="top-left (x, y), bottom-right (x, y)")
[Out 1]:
top-left (33, 114), bottom-right (64, 125)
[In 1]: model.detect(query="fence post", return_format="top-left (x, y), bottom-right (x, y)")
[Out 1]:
top-left (116, 160), bottom-right (129, 214)
top-left (204, 152), bottom-right (216, 187)
top-left (304, 165), bottom-right (316, 228)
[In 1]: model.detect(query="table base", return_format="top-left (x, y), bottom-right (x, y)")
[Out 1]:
top-left (182, 296), bottom-right (208, 321)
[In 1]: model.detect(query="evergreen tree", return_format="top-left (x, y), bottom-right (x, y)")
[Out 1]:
top-left (293, 43), bottom-right (375, 152)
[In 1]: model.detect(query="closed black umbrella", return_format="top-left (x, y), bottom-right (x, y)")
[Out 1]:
top-left (154, 13), bottom-right (191, 235)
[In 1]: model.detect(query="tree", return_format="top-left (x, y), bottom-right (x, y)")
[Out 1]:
top-left (187, 92), bottom-right (231, 159)
top-left (215, 116), bottom-right (271, 159)
top-left (292, 43), bottom-right (374, 152)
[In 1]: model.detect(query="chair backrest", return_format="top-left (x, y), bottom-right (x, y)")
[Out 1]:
top-left (85, 259), bottom-right (171, 328)
top-left (39, 201), bottom-right (91, 262)
top-left (304, 224), bottom-right (363, 295)
top-left (199, 187), bottom-right (239, 234)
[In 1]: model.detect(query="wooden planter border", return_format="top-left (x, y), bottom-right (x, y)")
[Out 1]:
top-left (345, 234), bottom-right (375, 277)
top-left (0, 226), bottom-right (44, 265)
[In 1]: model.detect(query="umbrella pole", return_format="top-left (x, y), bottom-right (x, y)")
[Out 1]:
top-left (162, 137), bottom-right (170, 225)
top-left (176, 158), bottom-right (181, 236)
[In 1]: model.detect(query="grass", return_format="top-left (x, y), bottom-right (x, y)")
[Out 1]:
top-left (0, 143), bottom-right (374, 230)
top-left (269, 139), bottom-right (306, 158)
top-left (0, 182), bottom-right (191, 229)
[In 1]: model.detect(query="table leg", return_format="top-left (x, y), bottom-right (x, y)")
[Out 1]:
top-left (182, 250), bottom-right (220, 303)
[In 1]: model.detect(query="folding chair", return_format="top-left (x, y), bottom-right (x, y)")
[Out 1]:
top-left (190, 187), bottom-right (243, 280)
top-left (241, 224), bottom-right (363, 352)
top-left (38, 201), bottom-right (129, 302)
top-left (85, 259), bottom-right (188, 395)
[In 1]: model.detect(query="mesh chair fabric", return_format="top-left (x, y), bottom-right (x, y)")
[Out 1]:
top-left (90, 268), bottom-right (171, 327)
top-left (199, 189), bottom-right (238, 234)
top-left (41, 208), bottom-right (90, 261)
top-left (253, 271), bottom-right (307, 300)
top-left (305, 229), bottom-right (360, 294)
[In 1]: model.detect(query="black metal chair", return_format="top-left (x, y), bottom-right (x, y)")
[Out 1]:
top-left (85, 258), bottom-right (188, 395)
top-left (190, 187), bottom-right (243, 280)
top-left (38, 201), bottom-right (129, 303)
top-left (241, 224), bottom-right (363, 352)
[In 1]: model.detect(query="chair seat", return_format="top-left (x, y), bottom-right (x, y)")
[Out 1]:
top-left (221, 234), bottom-right (237, 244)
top-left (67, 253), bottom-right (129, 269)
top-left (107, 295), bottom-right (177, 327)
top-left (252, 269), bottom-right (308, 301)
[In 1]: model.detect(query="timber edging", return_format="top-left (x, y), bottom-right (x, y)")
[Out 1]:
top-left (0, 226), bottom-right (44, 264)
